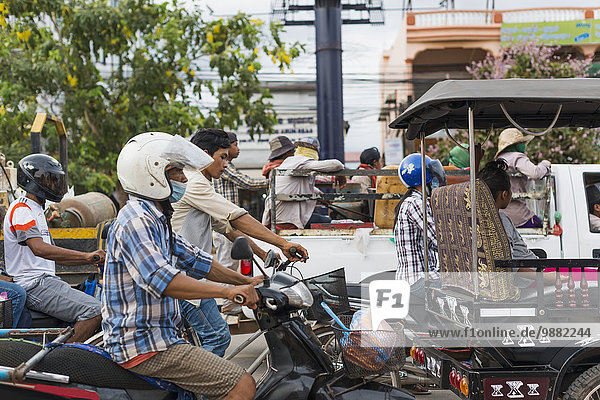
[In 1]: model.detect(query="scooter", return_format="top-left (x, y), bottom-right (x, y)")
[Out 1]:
top-left (229, 238), bottom-right (413, 400)
top-left (0, 239), bottom-right (414, 400)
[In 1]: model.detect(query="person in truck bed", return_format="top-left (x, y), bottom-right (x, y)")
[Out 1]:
top-left (262, 137), bottom-right (345, 229)
top-left (495, 128), bottom-right (551, 229)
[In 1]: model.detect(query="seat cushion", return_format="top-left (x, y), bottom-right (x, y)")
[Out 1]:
top-left (0, 339), bottom-right (156, 390)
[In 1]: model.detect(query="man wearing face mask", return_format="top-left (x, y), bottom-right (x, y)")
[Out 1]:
top-left (171, 128), bottom-right (309, 357)
top-left (103, 132), bottom-right (260, 400)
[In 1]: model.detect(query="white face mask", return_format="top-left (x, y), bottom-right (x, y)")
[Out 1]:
top-left (169, 180), bottom-right (187, 203)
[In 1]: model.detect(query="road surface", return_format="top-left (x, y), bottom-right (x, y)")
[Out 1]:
top-left (226, 332), bottom-right (456, 399)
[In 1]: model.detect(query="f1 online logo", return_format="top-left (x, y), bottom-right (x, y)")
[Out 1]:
top-left (369, 280), bottom-right (410, 330)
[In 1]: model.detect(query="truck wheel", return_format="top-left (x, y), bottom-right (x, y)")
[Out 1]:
top-left (563, 364), bottom-right (600, 400)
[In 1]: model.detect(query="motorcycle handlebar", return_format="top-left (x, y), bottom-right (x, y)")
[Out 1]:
top-left (289, 247), bottom-right (307, 261)
top-left (233, 294), bottom-right (246, 305)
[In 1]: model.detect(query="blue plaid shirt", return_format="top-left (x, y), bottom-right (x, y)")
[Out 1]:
top-left (101, 197), bottom-right (212, 364)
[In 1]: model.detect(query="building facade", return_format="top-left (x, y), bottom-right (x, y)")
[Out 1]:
top-left (380, 7), bottom-right (600, 159)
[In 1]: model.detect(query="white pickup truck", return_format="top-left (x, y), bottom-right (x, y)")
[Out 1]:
top-left (523, 163), bottom-right (600, 259)
top-left (257, 164), bottom-right (600, 285)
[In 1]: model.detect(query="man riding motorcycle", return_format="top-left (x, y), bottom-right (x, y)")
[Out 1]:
top-left (102, 132), bottom-right (261, 400)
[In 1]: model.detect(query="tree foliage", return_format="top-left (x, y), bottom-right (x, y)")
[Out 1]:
top-left (0, 0), bottom-right (303, 194)
top-left (435, 41), bottom-right (599, 166)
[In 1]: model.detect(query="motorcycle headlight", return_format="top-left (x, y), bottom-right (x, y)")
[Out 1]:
top-left (281, 282), bottom-right (314, 309)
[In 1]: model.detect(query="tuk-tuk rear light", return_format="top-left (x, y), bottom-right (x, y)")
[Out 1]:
top-left (453, 371), bottom-right (462, 388)
top-left (410, 346), bottom-right (416, 359)
top-left (240, 259), bottom-right (253, 276)
top-left (449, 370), bottom-right (456, 385)
top-left (460, 377), bottom-right (469, 395)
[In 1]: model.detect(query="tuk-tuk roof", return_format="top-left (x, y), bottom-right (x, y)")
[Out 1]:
top-left (389, 78), bottom-right (600, 140)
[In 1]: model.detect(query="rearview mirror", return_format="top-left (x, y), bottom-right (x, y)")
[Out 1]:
top-left (231, 237), bottom-right (253, 260)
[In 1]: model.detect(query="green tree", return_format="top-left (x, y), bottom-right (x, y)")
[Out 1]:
top-left (435, 41), bottom-right (599, 166)
top-left (0, 0), bottom-right (303, 194)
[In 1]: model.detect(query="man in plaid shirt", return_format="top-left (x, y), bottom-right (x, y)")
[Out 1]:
top-left (393, 153), bottom-right (445, 396)
top-left (213, 132), bottom-right (268, 207)
top-left (394, 153), bottom-right (446, 287)
top-left (394, 189), bottom-right (439, 285)
top-left (103, 132), bottom-right (260, 400)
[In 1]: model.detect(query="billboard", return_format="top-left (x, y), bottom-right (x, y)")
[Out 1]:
top-left (501, 19), bottom-right (600, 45)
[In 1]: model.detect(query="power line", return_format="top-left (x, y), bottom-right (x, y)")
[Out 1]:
top-left (208, 6), bottom-right (440, 18)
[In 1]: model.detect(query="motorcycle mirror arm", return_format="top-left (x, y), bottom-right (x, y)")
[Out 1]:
top-left (252, 256), bottom-right (270, 287)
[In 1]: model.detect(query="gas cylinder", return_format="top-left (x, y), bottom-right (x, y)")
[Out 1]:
top-left (53, 192), bottom-right (117, 228)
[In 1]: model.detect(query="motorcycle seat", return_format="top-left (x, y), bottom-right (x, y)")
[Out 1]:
top-left (0, 339), bottom-right (157, 390)
top-left (29, 309), bottom-right (69, 328)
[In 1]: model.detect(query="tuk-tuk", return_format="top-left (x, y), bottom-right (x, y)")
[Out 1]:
top-left (389, 78), bottom-right (600, 400)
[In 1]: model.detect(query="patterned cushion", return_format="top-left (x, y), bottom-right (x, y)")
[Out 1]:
top-left (431, 180), bottom-right (519, 301)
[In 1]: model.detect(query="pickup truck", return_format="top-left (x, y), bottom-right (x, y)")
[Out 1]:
top-left (256, 164), bottom-right (600, 286)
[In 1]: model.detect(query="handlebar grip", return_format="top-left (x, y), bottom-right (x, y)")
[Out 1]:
top-left (289, 247), bottom-right (307, 260)
top-left (233, 294), bottom-right (246, 305)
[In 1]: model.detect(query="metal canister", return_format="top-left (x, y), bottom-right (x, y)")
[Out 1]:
top-left (55, 192), bottom-right (117, 228)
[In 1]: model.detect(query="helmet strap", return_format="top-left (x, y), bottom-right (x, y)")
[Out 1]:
top-left (158, 200), bottom-right (175, 257)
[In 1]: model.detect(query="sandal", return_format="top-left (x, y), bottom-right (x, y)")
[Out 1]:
top-left (405, 384), bottom-right (431, 396)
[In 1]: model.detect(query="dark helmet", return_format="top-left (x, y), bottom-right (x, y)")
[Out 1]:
top-left (17, 154), bottom-right (67, 202)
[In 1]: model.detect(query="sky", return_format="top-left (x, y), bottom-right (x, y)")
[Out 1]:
top-left (193, 0), bottom-right (600, 153)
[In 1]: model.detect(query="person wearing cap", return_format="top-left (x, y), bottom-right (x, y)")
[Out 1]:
top-left (3, 154), bottom-right (105, 342)
top-left (586, 183), bottom-right (600, 232)
top-left (354, 147), bottom-right (382, 193)
top-left (262, 135), bottom-right (296, 179)
top-left (262, 137), bottom-right (345, 229)
top-left (447, 143), bottom-right (484, 171)
top-left (495, 128), bottom-right (551, 229)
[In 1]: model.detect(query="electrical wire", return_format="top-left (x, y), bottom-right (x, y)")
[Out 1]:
top-left (209, 6), bottom-right (441, 18)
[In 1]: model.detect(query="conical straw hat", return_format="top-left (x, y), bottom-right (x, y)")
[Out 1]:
top-left (494, 128), bottom-right (534, 158)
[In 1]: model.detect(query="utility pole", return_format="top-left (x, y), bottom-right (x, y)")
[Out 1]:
top-left (272, 1), bottom-right (384, 162)
top-left (315, 0), bottom-right (344, 161)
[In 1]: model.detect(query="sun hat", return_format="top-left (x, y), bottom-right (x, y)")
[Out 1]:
top-left (494, 128), bottom-right (534, 158)
top-left (268, 135), bottom-right (295, 161)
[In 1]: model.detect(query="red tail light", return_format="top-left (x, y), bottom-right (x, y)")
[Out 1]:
top-left (240, 259), bottom-right (253, 276)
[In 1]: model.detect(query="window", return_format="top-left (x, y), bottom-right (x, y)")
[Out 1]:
top-left (583, 173), bottom-right (600, 233)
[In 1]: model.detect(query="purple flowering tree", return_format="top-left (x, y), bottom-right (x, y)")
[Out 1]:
top-left (437, 41), bottom-right (599, 165)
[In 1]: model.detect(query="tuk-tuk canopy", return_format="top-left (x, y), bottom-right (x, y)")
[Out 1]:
top-left (389, 78), bottom-right (600, 140)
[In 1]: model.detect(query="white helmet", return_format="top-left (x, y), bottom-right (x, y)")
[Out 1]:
top-left (117, 132), bottom-right (213, 201)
